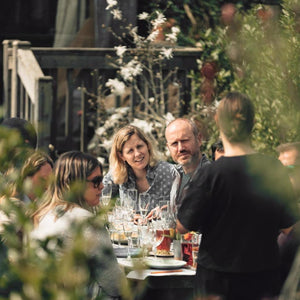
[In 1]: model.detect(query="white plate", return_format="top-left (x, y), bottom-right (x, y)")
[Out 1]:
top-left (144, 257), bottom-right (187, 269)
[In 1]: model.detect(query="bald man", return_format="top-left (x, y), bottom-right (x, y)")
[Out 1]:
top-left (165, 118), bottom-right (210, 210)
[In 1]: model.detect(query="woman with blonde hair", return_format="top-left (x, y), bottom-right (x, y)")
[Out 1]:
top-left (103, 125), bottom-right (175, 210)
top-left (31, 151), bottom-right (125, 299)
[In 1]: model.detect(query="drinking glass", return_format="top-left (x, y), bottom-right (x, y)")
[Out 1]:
top-left (123, 191), bottom-right (135, 215)
top-left (159, 200), bottom-right (170, 224)
top-left (138, 193), bottom-right (151, 223)
top-left (127, 188), bottom-right (138, 212)
top-left (139, 224), bottom-right (152, 257)
top-left (181, 232), bottom-right (200, 267)
top-left (123, 220), bottom-right (134, 259)
top-left (192, 233), bottom-right (201, 269)
top-left (149, 221), bottom-right (164, 258)
top-left (112, 206), bottom-right (124, 247)
top-left (101, 183), bottom-right (112, 206)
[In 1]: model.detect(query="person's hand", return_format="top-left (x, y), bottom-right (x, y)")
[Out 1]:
top-left (146, 206), bottom-right (161, 221)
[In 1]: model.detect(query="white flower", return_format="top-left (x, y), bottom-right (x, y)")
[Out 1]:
top-left (149, 97), bottom-right (155, 103)
top-left (106, 0), bottom-right (117, 10)
top-left (151, 11), bottom-right (166, 29)
top-left (132, 119), bottom-right (154, 135)
top-left (131, 26), bottom-right (138, 34)
top-left (160, 47), bottom-right (173, 59)
top-left (130, 26), bottom-right (141, 44)
top-left (166, 26), bottom-right (180, 43)
top-left (138, 12), bottom-right (149, 20)
top-left (120, 60), bottom-right (143, 81)
top-left (164, 112), bottom-right (175, 124)
top-left (120, 66), bottom-right (133, 81)
top-left (111, 9), bottom-right (122, 20)
top-left (171, 26), bottom-right (180, 34)
top-left (95, 126), bottom-right (106, 136)
top-left (105, 78), bottom-right (126, 95)
top-left (147, 29), bottom-right (159, 42)
top-left (114, 46), bottom-right (127, 57)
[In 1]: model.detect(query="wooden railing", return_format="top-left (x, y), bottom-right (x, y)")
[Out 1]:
top-left (3, 40), bottom-right (53, 152)
top-left (2, 40), bottom-right (202, 154)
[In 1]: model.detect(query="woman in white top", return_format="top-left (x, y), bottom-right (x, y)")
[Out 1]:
top-left (32, 151), bottom-right (125, 300)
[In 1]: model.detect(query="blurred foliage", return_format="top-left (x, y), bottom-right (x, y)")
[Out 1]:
top-left (2, 0), bottom-right (300, 296)
top-left (138, 0), bottom-right (300, 158)
top-left (227, 0), bottom-right (300, 154)
top-left (0, 129), bottom-right (134, 299)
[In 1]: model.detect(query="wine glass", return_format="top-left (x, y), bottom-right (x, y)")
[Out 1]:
top-left (127, 188), bottom-right (138, 212)
top-left (101, 183), bottom-right (112, 206)
top-left (138, 193), bottom-right (151, 224)
top-left (123, 190), bottom-right (136, 215)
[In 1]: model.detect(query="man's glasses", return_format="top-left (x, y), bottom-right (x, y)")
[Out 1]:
top-left (86, 176), bottom-right (103, 188)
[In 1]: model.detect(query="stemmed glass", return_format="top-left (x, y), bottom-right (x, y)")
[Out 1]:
top-left (138, 193), bottom-right (151, 224)
top-left (127, 188), bottom-right (138, 212)
top-left (101, 183), bottom-right (112, 207)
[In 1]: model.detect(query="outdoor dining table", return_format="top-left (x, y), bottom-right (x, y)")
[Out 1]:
top-left (115, 247), bottom-right (196, 300)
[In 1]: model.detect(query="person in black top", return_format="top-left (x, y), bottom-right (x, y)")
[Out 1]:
top-left (177, 92), bottom-right (299, 300)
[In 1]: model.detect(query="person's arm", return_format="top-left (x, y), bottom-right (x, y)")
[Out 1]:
top-left (176, 219), bottom-right (189, 234)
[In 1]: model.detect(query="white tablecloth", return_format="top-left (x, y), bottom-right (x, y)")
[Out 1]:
top-left (117, 258), bottom-right (196, 280)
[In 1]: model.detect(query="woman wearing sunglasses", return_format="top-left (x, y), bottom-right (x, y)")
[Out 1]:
top-left (31, 151), bottom-right (125, 299)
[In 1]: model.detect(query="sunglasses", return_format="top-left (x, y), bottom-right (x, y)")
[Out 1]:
top-left (86, 176), bottom-right (103, 188)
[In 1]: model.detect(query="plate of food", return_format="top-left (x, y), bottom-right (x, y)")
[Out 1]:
top-left (144, 257), bottom-right (187, 270)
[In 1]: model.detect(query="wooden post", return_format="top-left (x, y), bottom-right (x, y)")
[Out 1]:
top-left (80, 83), bottom-right (87, 152)
top-left (36, 76), bottom-right (53, 150)
top-left (11, 41), bottom-right (20, 117)
top-left (65, 68), bottom-right (75, 149)
top-left (2, 40), bottom-right (14, 118)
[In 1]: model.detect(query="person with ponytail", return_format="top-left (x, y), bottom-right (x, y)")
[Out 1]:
top-left (177, 92), bottom-right (299, 300)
